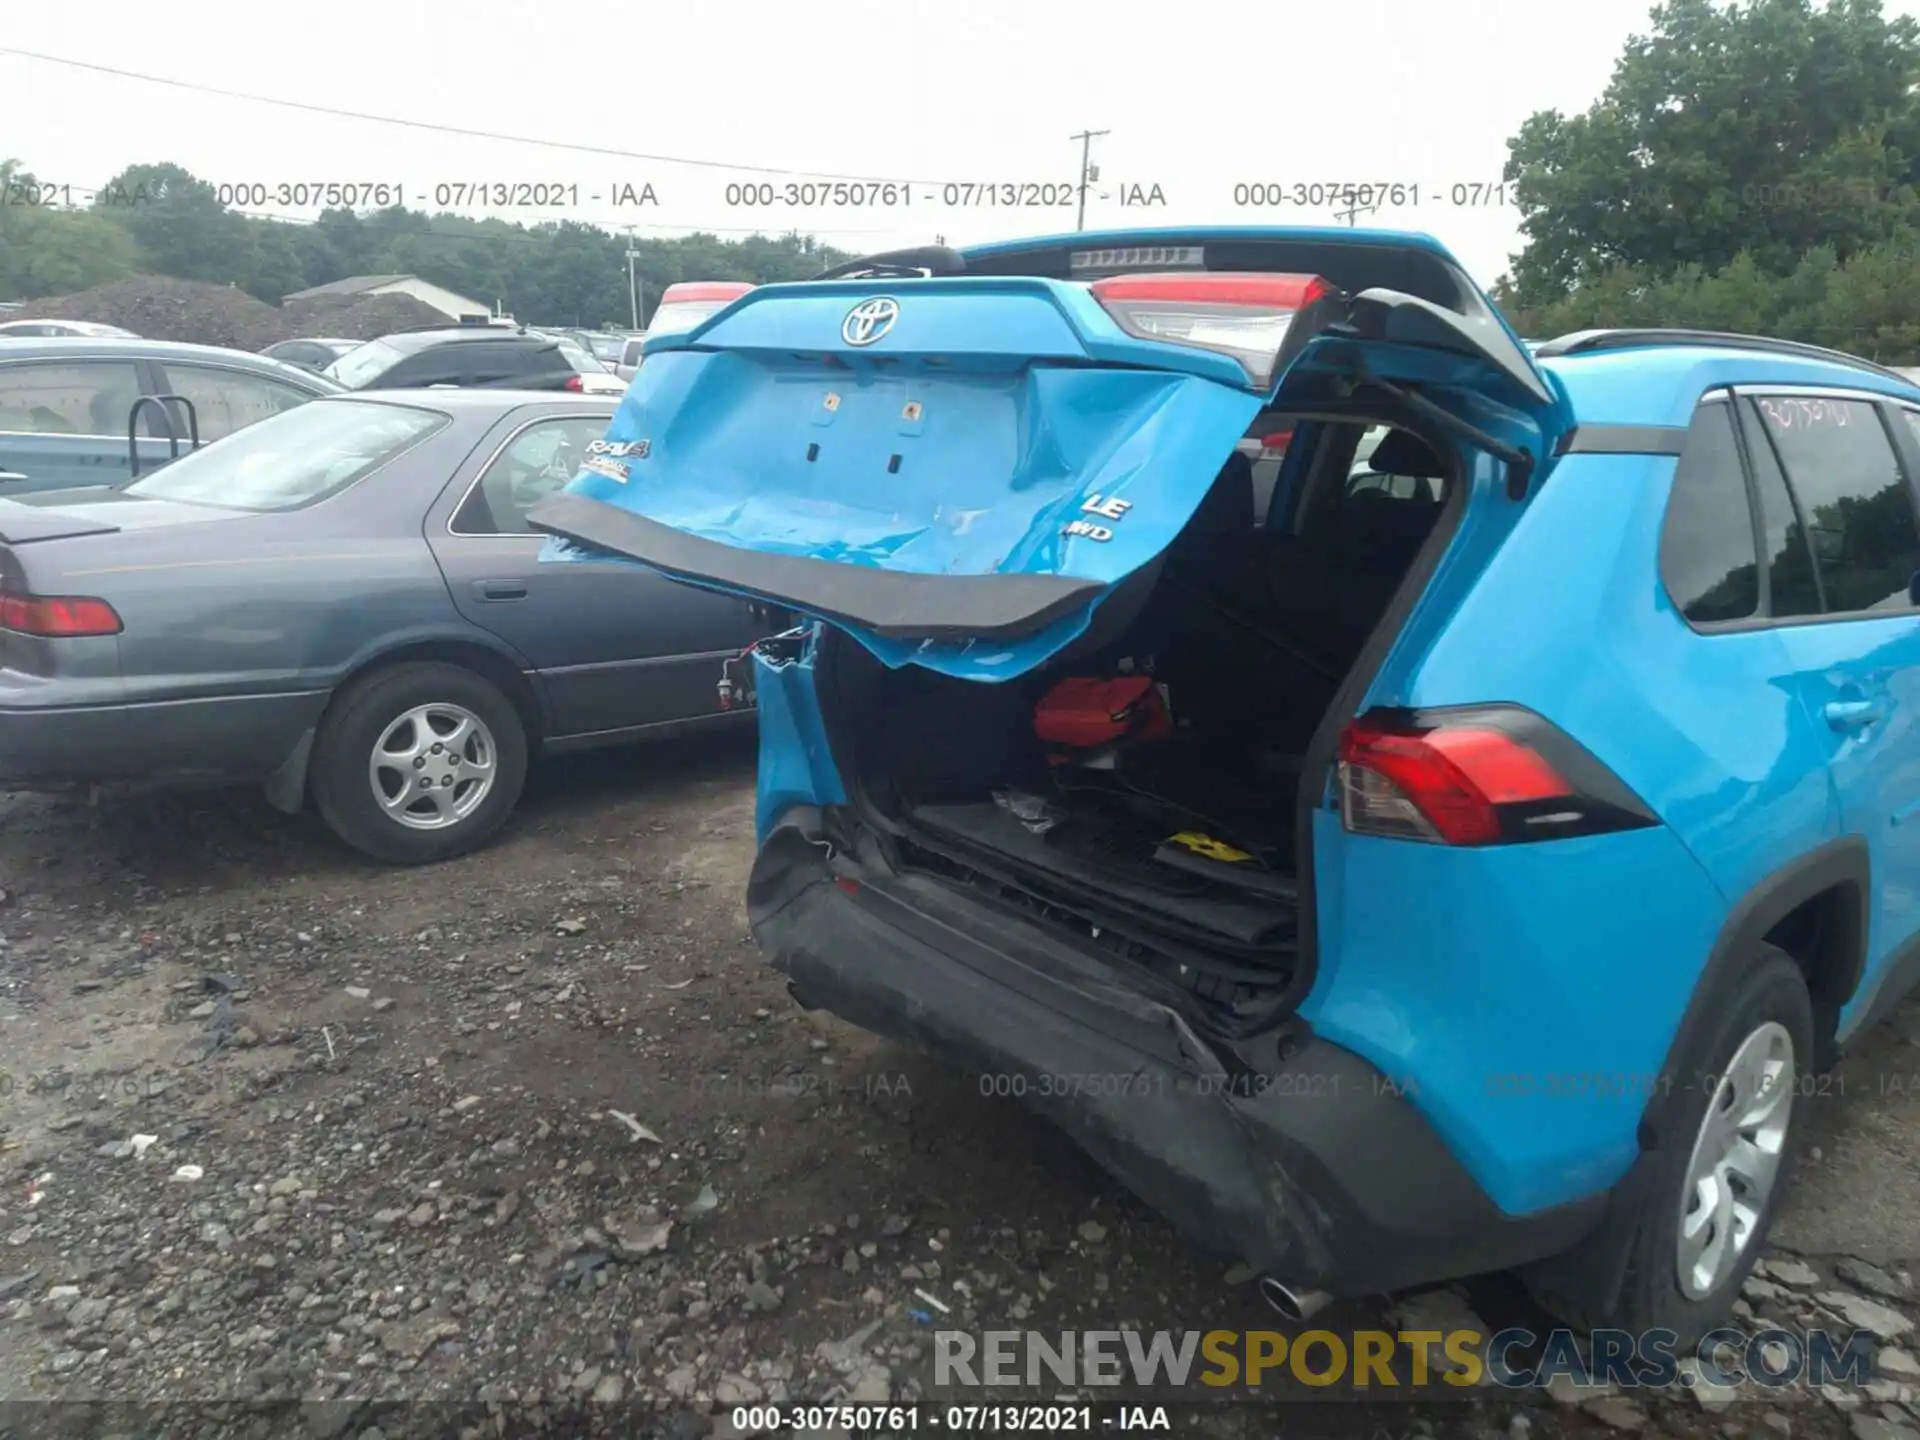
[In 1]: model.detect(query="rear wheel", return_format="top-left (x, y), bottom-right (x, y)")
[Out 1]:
top-left (1523, 944), bottom-right (1812, 1342)
top-left (311, 661), bottom-right (529, 864)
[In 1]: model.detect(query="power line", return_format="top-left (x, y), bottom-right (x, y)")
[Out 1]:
top-left (0, 46), bottom-right (952, 185)
top-left (27, 182), bottom-right (900, 247)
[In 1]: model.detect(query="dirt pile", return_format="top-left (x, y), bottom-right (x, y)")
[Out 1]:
top-left (29, 277), bottom-right (288, 351)
top-left (282, 291), bottom-right (448, 340)
top-left (29, 278), bottom-right (458, 351)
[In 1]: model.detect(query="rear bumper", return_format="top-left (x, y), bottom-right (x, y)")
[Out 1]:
top-left (747, 813), bottom-right (1606, 1297)
top-left (0, 690), bottom-right (329, 787)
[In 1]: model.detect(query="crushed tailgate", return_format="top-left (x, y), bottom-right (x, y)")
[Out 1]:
top-left (529, 228), bottom-right (1566, 682)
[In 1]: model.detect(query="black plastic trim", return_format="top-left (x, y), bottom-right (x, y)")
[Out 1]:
top-left (526, 490), bottom-right (1103, 640)
top-left (748, 828), bottom-right (1606, 1296)
top-left (1644, 835), bottom-right (1869, 1143)
top-left (1556, 425), bottom-right (1689, 456)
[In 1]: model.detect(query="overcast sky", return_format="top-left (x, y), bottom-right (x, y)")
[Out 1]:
top-left (6, 0), bottom-right (1912, 290)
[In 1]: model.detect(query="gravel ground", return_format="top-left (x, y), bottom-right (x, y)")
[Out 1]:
top-left (1, 732), bottom-right (1917, 1440)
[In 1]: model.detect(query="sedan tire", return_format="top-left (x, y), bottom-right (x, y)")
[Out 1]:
top-left (311, 661), bottom-right (529, 864)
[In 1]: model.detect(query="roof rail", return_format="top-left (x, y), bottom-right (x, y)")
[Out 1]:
top-left (390, 321), bottom-right (527, 336)
top-left (1533, 328), bottom-right (1913, 384)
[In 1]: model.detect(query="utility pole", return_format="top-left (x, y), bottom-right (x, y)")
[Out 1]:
top-left (1333, 195), bottom-right (1379, 228)
top-left (1071, 129), bottom-right (1110, 232)
top-left (625, 227), bottom-right (641, 330)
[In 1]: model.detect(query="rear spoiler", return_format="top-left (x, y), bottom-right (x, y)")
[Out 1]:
top-left (0, 500), bottom-right (122, 545)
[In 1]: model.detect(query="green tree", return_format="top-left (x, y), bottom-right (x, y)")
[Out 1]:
top-left (1503, 0), bottom-right (1920, 308)
top-left (97, 162), bottom-right (259, 288)
top-left (246, 222), bottom-right (308, 303)
top-left (0, 159), bottom-right (137, 300)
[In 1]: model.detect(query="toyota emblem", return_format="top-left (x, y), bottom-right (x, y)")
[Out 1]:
top-left (842, 297), bottom-right (900, 346)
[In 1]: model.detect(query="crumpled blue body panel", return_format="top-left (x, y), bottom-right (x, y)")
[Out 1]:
top-left (542, 341), bottom-right (1262, 680)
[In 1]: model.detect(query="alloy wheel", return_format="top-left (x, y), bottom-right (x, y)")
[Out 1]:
top-left (368, 702), bottom-right (497, 831)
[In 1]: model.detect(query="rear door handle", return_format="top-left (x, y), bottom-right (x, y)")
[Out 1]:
top-left (0, 471), bottom-right (27, 483)
top-left (472, 579), bottom-right (528, 602)
top-left (1824, 699), bottom-right (1886, 731)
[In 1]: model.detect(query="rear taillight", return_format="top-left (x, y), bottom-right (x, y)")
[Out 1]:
top-left (564, 375), bottom-right (585, 392)
top-left (1090, 272), bottom-right (1340, 388)
top-left (1336, 705), bottom-right (1656, 846)
top-left (0, 592), bottom-right (122, 638)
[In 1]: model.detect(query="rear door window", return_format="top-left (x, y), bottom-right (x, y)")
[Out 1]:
top-left (1750, 395), bottom-right (1920, 614)
top-left (381, 346), bottom-right (466, 388)
top-left (1659, 399), bottom-right (1760, 624)
top-left (463, 342), bottom-right (544, 384)
top-left (155, 364), bottom-right (313, 443)
top-left (0, 360), bottom-right (146, 436)
top-left (454, 416), bottom-right (610, 535)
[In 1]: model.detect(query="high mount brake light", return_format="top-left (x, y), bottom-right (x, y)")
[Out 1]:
top-left (1089, 272), bottom-right (1337, 389)
top-left (0, 591), bottom-right (122, 638)
top-left (1336, 706), bottom-right (1658, 846)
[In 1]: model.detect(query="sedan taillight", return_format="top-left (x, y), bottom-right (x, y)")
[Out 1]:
top-left (0, 591), bottom-right (122, 637)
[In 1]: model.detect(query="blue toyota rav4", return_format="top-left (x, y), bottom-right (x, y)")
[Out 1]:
top-left (528, 226), bottom-right (1920, 1341)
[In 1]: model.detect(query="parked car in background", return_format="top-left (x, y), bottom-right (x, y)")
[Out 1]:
top-left (263, 337), bottom-right (363, 372)
top-left (531, 225), bottom-right (1920, 1344)
top-left (0, 389), bottom-right (768, 863)
top-left (323, 322), bottom-right (625, 395)
top-left (0, 319), bottom-right (141, 339)
top-left (612, 282), bottom-right (756, 382)
top-left (613, 334), bottom-right (647, 383)
top-left (0, 337), bottom-right (342, 494)
top-left (583, 331), bottom-right (628, 366)
top-left (551, 329), bottom-right (625, 367)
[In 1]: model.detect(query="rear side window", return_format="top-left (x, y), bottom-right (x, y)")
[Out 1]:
top-left (1752, 396), bottom-right (1920, 614)
top-left (463, 341), bottom-right (547, 383)
top-left (1739, 404), bottom-right (1822, 619)
top-left (1660, 401), bottom-right (1759, 623)
top-left (381, 346), bottom-right (466, 388)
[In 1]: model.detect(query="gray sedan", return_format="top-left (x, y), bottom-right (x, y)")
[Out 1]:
top-left (0, 390), bottom-right (770, 863)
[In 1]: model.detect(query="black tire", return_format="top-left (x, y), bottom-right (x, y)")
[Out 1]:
top-left (1523, 943), bottom-right (1813, 1344)
top-left (310, 661), bottom-right (529, 864)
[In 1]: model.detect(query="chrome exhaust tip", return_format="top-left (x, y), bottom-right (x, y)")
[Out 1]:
top-left (1258, 1276), bottom-right (1333, 1322)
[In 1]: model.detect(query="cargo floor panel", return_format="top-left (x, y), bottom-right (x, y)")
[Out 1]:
top-left (905, 798), bottom-right (1298, 951)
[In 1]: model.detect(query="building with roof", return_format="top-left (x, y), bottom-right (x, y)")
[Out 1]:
top-left (282, 274), bottom-right (490, 322)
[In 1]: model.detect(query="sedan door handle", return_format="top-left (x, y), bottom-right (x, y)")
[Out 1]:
top-left (472, 579), bottom-right (528, 602)
top-left (0, 470), bottom-right (28, 483)
top-left (1824, 698), bottom-right (1886, 731)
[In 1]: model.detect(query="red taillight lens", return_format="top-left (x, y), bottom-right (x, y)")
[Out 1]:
top-left (564, 375), bottom-right (585, 392)
top-left (0, 592), bottom-right (122, 638)
top-left (1336, 706), bottom-right (1652, 847)
top-left (1090, 272), bottom-right (1337, 388)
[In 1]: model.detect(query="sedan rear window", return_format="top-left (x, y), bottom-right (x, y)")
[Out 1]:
top-left (123, 399), bottom-right (445, 511)
top-left (325, 338), bottom-right (409, 389)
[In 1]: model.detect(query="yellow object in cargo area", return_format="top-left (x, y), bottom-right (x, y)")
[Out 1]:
top-left (1165, 831), bottom-right (1253, 863)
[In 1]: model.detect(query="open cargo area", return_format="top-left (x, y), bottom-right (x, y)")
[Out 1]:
top-left (810, 414), bottom-right (1453, 1031)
